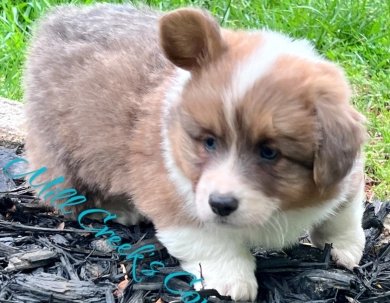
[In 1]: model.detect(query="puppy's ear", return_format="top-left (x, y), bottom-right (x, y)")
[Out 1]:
top-left (313, 63), bottom-right (367, 189)
top-left (159, 8), bottom-right (227, 71)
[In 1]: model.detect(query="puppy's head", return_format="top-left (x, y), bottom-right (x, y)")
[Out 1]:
top-left (159, 8), bottom-right (367, 227)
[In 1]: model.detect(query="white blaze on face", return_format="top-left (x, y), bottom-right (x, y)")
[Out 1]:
top-left (195, 151), bottom-right (237, 221)
top-left (227, 29), bottom-right (321, 107)
top-left (194, 152), bottom-right (281, 226)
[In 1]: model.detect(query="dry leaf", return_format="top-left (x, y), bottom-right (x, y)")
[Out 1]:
top-left (114, 279), bottom-right (129, 297)
top-left (57, 222), bottom-right (65, 230)
top-left (118, 280), bottom-right (129, 290)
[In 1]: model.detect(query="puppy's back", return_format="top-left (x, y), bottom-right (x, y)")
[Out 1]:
top-left (23, 3), bottom-right (170, 222)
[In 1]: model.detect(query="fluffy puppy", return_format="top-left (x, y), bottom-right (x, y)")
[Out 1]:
top-left (23, 3), bottom-right (367, 301)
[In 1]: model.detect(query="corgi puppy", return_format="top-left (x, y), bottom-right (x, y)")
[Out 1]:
top-left (23, 3), bottom-right (367, 301)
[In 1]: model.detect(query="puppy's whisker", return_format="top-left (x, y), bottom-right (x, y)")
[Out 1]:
top-left (278, 209), bottom-right (290, 244)
top-left (266, 214), bottom-right (283, 247)
top-left (274, 214), bottom-right (285, 247)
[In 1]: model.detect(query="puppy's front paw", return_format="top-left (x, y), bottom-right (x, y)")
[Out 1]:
top-left (183, 259), bottom-right (258, 301)
top-left (217, 277), bottom-right (258, 302)
top-left (329, 229), bottom-right (365, 270)
top-left (310, 216), bottom-right (365, 271)
top-left (331, 238), bottom-right (365, 270)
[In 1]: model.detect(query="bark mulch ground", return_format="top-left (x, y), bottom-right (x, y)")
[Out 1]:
top-left (1, 146), bottom-right (390, 303)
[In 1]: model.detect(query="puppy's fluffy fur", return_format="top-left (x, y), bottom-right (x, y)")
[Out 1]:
top-left (23, 3), bottom-right (367, 301)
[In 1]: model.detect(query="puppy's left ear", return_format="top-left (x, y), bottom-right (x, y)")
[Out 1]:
top-left (159, 8), bottom-right (227, 71)
top-left (313, 63), bottom-right (367, 189)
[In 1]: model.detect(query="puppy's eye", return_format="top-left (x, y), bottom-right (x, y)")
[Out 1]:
top-left (259, 144), bottom-right (278, 160)
top-left (204, 137), bottom-right (216, 151)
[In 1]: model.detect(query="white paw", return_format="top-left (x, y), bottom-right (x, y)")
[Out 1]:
top-left (331, 244), bottom-right (364, 270)
top-left (195, 275), bottom-right (258, 302)
top-left (182, 259), bottom-right (258, 301)
top-left (310, 222), bottom-right (365, 271)
top-left (331, 230), bottom-right (365, 270)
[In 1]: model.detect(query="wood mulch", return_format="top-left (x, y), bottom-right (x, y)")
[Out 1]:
top-left (1, 145), bottom-right (390, 303)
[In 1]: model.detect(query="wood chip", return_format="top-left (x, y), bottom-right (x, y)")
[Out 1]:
top-left (6, 249), bottom-right (57, 272)
top-left (1, 145), bottom-right (390, 303)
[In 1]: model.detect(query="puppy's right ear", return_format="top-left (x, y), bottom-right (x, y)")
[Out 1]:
top-left (159, 8), bottom-right (227, 71)
top-left (312, 63), bottom-right (367, 190)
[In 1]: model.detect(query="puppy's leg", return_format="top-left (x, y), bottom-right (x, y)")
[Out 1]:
top-left (157, 227), bottom-right (258, 301)
top-left (309, 186), bottom-right (366, 270)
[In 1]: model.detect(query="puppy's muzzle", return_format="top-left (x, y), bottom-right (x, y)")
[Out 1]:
top-left (209, 193), bottom-right (239, 216)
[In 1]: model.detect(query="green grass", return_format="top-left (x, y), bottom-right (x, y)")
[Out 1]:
top-left (1, 0), bottom-right (389, 200)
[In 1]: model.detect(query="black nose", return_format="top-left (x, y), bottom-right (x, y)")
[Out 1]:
top-left (209, 193), bottom-right (239, 217)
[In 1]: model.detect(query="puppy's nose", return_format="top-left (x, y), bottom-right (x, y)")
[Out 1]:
top-left (209, 193), bottom-right (239, 217)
